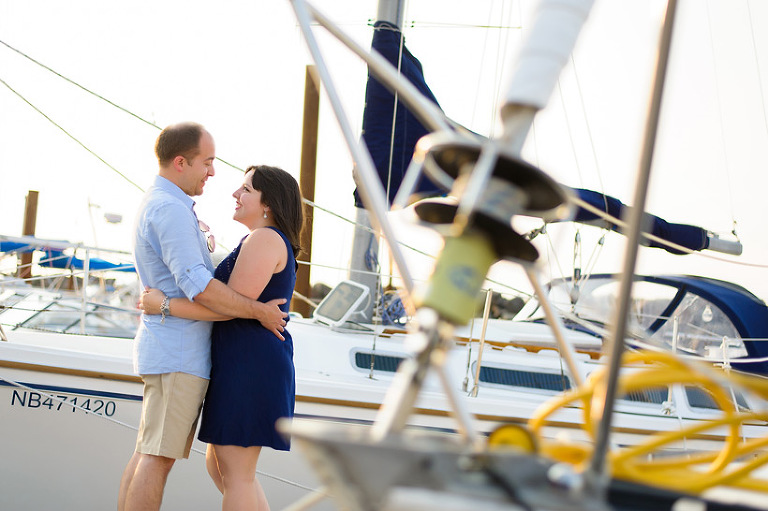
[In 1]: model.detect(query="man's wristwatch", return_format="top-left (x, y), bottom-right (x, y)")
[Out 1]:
top-left (160, 295), bottom-right (170, 324)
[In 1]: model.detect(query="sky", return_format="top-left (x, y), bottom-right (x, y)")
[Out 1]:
top-left (1, 0), bottom-right (767, 302)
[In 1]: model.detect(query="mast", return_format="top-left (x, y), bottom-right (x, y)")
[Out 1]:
top-left (376, 0), bottom-right (404, 25)
top-left (587, 0), bottom-right (679, 485)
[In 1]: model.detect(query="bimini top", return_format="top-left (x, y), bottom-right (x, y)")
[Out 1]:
top-left (526, 274), bottom-right (768, 376)
top-left (0, 239), bottom-right (135, 272)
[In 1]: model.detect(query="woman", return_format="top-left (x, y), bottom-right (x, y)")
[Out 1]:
top-left (141, 164), bottom-right (304, 511)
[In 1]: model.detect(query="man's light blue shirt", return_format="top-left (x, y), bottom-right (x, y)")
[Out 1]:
top-left (132, 175), bottom-right (215, 379)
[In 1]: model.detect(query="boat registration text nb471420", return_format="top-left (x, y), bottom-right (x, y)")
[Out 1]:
top-left (10, 389), bottom-right (118, 416)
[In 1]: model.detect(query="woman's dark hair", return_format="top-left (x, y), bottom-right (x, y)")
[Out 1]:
top-left (247, 165), bottom-right (304, 257)
top-left (155, 122), bottom-right (206, 166)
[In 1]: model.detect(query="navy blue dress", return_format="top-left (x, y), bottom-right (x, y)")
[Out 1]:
top-left (198, 227), bottom-right (296, 450)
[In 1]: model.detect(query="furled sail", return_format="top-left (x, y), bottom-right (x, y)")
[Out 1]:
top-left (572, 188), bottom-right (706, 254)
top-left (354, 20), bottom-right (443, 207)
top-left (569, 188), bottom-right (741, 255)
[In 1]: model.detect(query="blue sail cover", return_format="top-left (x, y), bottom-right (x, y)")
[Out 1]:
top-left (0, 241), bottom-right (33, 254)
top-left (40, 249), bottom-right (135, 272)
top-left (0, 241), bottom-right (135, 272)
top-left (571, 188), bottom-right (708, 254)
top-left (354, 20), bottom-right (444, 207)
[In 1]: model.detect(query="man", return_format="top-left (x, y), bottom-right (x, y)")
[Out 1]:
top-left (118, 122), bottom-right (288, 511)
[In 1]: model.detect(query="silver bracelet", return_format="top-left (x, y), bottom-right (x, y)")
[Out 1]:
top-left (160, 295), bottom-right (170, 324)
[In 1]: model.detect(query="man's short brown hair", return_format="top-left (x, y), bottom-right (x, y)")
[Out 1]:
top-left (155, 122), bottom-right (206, 167)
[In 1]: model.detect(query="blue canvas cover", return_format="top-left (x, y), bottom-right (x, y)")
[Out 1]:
top-left (547, 273), bottom-right (768, 376)
top-left (40, 249), bottom-right (135, 272)
top-left (642, 275), bottom-right (768, 375)
top-left (0, 241), bottom-right (33, 253)
top-left (0, 241), bottom-right (134, 272)
top-left (572, 188), bottom-right (708, 254)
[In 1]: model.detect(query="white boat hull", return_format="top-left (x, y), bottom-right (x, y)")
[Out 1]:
top-left (2, 317), bottom-right (767, 509)
top-left (0, 334), bottom-right (330, 511)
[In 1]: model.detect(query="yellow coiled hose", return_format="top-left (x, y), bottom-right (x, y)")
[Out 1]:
top-left (492, 350), bottom-right (768, 494)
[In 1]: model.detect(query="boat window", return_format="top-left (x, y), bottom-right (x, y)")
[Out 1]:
top-left (564, 280), bottom-right (678, 332)
top-left (63, 314), bottom-right (137, 338)
top-left (523, 279), bottom-right (678, 332)
top-left (354, 352), bottom-right (405, 373)
top-left (648, 294), bottom-right (746, 360)
top-left (476, 365), bottom-right (571, 392)
top-left (684, 385), bottom-right (750, 411)
top-left (21, 302), bottom-right (82, 332)
top-left (20, 302), bottom-right (136, 338)
top-left (0, 293), bottom-right (48, 327)
top-left (620, 387), bottom-right (668, 405)
top-left (524, 278), bottom-right (748, 361)
top-left (0, 290), bottom-right (26, 309)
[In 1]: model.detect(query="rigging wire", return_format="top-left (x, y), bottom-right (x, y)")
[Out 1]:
top-left (0, 39), bottom-right (156, 131)
top-left (580, 232), bottom-right (607, 283)
top-left (0, 75), bottom-right (145, 192)
top-left (0, 38), bottom-right (243, 173)
top-left (405, 21), bottom-right (522, 30)
top-left (470, 0), bottom-right (498, 131)
top-left (488, 0), bottom-right (516, 139)
top-left (746, 0), bottom-right (768, 169)
top-left (543, 226), bottom-right (569, 284)
top-left (556, 79), bottom-right (583, 184)
top-left (551, 78), bottom-right (594, 296)
top-left (569, 52), bottom-right (608, 203)
top-left (704, 1), bottom-right (737, 232)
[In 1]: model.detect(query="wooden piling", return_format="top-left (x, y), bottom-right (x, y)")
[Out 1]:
top-left (17, 190), bottom-right (39, 281)
top-left (294, 65), bottom-right (319, 318)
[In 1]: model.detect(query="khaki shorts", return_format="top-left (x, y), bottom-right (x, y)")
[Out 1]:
top-left (136, 372), bottom-right (209, 459)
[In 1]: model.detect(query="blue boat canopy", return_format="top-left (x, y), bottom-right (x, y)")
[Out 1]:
top-left (0, 241), bottom-right (135, 273)
top-left (532, 274), bottom-right (768, 376)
